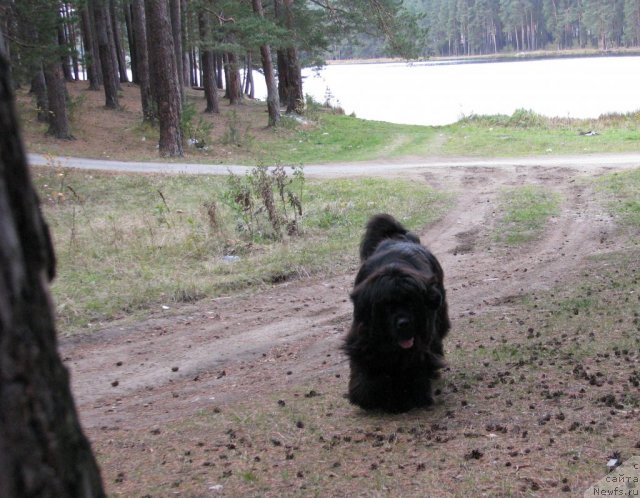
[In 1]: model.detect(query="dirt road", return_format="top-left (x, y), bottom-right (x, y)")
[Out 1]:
top-left (57, 158), bottom-right (631, 435)
top-left (29, 151), bottom-right (640, 177)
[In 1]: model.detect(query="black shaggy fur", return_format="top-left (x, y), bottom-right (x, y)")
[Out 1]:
top-left (343, 214), bottom-right (451, 413)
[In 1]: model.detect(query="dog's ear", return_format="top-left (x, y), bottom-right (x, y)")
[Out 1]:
top-left (423, 284), bottom-right (443, 310)
top-left (350, 283), bottom-right (372, 321)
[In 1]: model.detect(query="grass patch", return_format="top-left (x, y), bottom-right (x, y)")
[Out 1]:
top-left (595, 168), bottom-right (640, 227)
top-left (494, 185), bottom-right (561, 244)
top-left (34, 163), bottom-right (451, 333)
top-left (263, 113), bottom-right (439, 164)
top-left (441, 109), bottom-right (640, 157)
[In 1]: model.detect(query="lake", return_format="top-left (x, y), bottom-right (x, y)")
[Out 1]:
top-left (253, 56), bottom-right (640, 126)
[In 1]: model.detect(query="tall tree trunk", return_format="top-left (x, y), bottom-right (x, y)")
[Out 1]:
top-left (215, 53), bottom-right (223, 89)
top-left (62, 3), bottom-right (81, 80)
top-left (190, 47), bottom-right (198, 87)
top-left (274, 0), bottom-right (302, 113)
top-left (243, 52), bottom-right (254, 98)
top-left (276, 48), bottom-right (288, 103)
top-left (43, 54), bottom-right (73, 139)
top-left (80, 6), bottom-right (101, 89)
top-left (169, 0), bottom-right (183, 95)
top-left (251, 0), bottom-right (280, 126)
top-left (225, 51), bottom-right (241, 104)
top-left (145, 0), bottom-right (183, 157)
top-left (0, 51), bottom-right (106, 498)
top-left (198, 11), bottom-right (219, 113)
top-left (93, 0), bottom-right (119, 108)
top-left (30, 68), bottom-right (49, 123)
top-left (181, 0), bottom-right (189, 87)
top-left (109, 0), bottom-right (129, 83)
top-left (131, 0), bottom-right (154, 122)
top-left (124, 1), bottom-right (138, 84)
top-left (57, 25), bottom-right (73, 82)
top-left (284, 49), bottom-right (302, 112)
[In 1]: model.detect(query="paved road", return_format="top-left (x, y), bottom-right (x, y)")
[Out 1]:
top-left (28, 152), bottom-right (640, 177)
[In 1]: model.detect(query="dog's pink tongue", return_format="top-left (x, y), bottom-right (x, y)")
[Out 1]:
top-left (399, 337), bottom-right (414, 349)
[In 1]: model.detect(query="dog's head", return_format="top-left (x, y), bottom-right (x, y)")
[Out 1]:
top-left (350, 264), bottom-right (442, 351)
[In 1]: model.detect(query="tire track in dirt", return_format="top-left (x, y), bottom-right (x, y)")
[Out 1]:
top-left (60, 164), bottom-right (626, 430)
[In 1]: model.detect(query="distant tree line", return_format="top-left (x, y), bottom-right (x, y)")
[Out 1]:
top-left (402, 0), bottom-right (640, 56)
top-left (0, 0), bottom-right (421, 157)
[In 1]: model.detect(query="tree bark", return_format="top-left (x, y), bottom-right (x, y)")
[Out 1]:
top-left (251, 0), bottom-right (280, 126)
top-left (109, 0), bottom-right (129, 83)
top-left (93, 0), bottom-right (119, 108)
top-left (81, 4), bottom-right (102, 89)
top-left (43, 55), bottom-right (73, 139)
top-left (169, 0), bottom-right (183, 96)
top-left (198, 11), bottom-right (219, 113)
top-left (215, 53), bottom-right (223, 89)
top-left (274, 0), bottom-right (302, 113)
top-left (131, 0), bottom-right (154, 122)
top-left (243, 52), bottom-right (254, 98)
top-left (30, 68), bottom-right (48, 123)
top-left (0, 51), bottom-right (106, 498)
top-left (145, 0), bottom-right (183, 157)
top-left (124, 0), bottom-right (138, 84)
top-left (180, 0), bottom-right (189, 87)
top-left (57, 25), bottom-right (73, 82)
top-left (282, 0), bottom-right (302, 113)
top-left (225, 51), bottom-right (241, 105)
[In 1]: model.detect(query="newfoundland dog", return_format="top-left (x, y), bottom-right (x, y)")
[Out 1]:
top-left (343, 214), bottom-right (450, 413)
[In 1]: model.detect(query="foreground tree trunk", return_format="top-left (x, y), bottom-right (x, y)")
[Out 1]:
top-left (251, 0), bottom-right (280, 126)
top-left (145, 0), bottom-right (183, 157)
top-left (0, 51), bottom-right (106, 498)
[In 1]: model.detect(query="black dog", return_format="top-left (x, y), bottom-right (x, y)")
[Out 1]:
top-left (343, 214), bottom-right (450, 413)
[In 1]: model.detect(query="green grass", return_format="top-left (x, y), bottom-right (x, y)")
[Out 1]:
top-left (34, 163), bottom-right (451, 333)
top-left (439, 109), bottom-right (640, 157)
top-left (262, 108), bottom-right (640, 164)
top-left (595, 168), bottom-right (640, 227)
top-left (260, 112), bottom-right (439, 164)
top-left (494, 185), bottom-right (561, 244)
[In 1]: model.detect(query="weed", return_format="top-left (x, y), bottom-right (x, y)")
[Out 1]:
top-left (224, 165), bottom-right (305, 241)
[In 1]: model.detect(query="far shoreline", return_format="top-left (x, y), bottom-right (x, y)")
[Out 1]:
top-left (326, 47), bottom-right (640, 66)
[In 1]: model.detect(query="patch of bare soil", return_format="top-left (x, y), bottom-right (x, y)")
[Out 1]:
top-left (59, 164), bottom-right (640, 496)
top-left (17, 82), bottom-right (284, 163)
